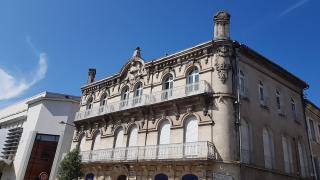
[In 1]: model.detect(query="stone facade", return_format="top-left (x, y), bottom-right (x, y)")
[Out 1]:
top-left (71, 11), bottom-right (314, 180)
top-left (305, 100), bottom-right (320, 179)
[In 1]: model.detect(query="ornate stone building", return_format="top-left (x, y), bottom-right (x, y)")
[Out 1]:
top-left (71, 11), bottom-right (314, 180)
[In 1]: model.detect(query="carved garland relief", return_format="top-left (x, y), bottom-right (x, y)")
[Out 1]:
top-left (214, 45), bottom-right (233, 83)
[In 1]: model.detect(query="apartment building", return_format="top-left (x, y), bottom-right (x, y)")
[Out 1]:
top-left (71, 11), bottom-right (313, 180)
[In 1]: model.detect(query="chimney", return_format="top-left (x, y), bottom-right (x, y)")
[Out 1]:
top-left (214, 11), bottom-right (231, 40)
top-left (87, 68), bottom-right (96, 84)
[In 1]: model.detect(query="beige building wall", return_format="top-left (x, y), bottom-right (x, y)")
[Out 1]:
top-left (305, 100), bottom-right (320, 179)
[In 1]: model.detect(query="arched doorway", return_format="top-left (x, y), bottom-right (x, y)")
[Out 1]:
top-left (155, 173), bottom-right (168, 180)
top-left (182, 174), bottom-right (198, 180)
top-left (85, 173), bottom-right (94, 180)
top-left (117, 175), bottom-right (127, 180)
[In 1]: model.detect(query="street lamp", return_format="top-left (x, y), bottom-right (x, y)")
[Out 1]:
top-left (59, 121), bottom-right (76, 127)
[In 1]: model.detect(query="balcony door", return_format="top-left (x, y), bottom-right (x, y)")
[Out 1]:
top-left (162, 75), bottom-right (173, 100)
top-left (184, 116), bottom-right (198, 157)
top-left (133, 83), bottom-right (143, 106)
top-left (127, 126), bottom-right (138, 160)
top-left (114, 128), bottom-right (125, 160)
top-left (186, 67), bottom-right (199, 93)
top-left (121, 87), bottom-right (130, 108)
top-left (158, 120), bottom-right (171, 159)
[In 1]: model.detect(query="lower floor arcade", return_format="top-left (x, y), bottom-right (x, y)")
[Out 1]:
top-left (79, 161), bottom-right (309, 180)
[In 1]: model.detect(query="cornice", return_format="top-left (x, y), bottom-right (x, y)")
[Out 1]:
top-left (238, 44), bottom-right (308, 90)
top-left (81, 40), bottom-right (213, 94)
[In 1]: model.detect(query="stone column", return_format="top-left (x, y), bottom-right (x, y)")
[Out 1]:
top-left (211, 11), bottom-right (237, 162)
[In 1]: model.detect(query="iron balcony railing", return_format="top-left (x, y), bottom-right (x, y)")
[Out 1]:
top-left (75, 81), bottom-right (211, 121)
top-left (80, 141), bottom-right (215, 163)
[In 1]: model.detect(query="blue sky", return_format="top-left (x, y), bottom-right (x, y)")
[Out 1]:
top-left (0, 0), bottom-right (319, 107)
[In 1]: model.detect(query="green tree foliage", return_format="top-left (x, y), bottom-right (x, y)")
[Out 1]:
top-left (57, 148), bottom-right (83, 180)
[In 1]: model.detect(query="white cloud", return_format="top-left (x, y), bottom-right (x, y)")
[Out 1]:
top-left (280, 0), bottom-right (309, 17)
top-left (0, 53), bottom-right (48, 100)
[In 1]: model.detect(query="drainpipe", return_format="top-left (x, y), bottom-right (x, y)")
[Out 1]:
top-left (234, 44), bottom-right (242, 179)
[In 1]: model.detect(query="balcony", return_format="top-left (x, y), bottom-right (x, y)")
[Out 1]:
top-left (80, 141), bottom-right (216, 163)
top-left (75, 81), bottom-right (211, 121)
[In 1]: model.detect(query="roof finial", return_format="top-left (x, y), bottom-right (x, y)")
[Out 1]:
top-left (132, 47), bottom-right (141, 58)
top-left (214, 11), bottom-right (231, 40)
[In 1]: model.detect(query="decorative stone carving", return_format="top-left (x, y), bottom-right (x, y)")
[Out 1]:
top-left (186, 105), bottom-right (193, 114)
top-left (122, 47), bottom-right (146, 86)
top-left (214, 45), bottom-right (233, 83)
top-left (73, 125), bottom-right (85, 142)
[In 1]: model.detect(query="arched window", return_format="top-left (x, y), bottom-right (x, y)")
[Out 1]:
top-left (259, 80), bottom-right (266, 105)
top-left (162, 75), bottom-right (173, 100)
top-left (184, 116), bottom-right (198, 156)
top-left (128, 126), bottom-right (138, 147)
top-left (113, 128), bottom-right (125, 160)
top-left (100, 94), bottom-right (107, 106)
top-left (86, 97), bottom-right (93, 110)
top-left (187, 67), bottom-right (199, 84)
top-left (241, 120), bottom-right (250, 164)
top-left (134, 83), bottom-right (143, 97)
top-left (120, 87), bottom-right (130, 107)
top-left (85, 173), bottom-right (94, 180)
top-left (127, 126), bottom-right (139, 160)
top-left (155, 174), bottom-right (168, 180)
top-left (159, 120), bottom-right (171, 145)
top-left (263, 128), bottom-right (274, 169)
top-left (187, 67), bottom-right (199, 93)
top-left (282, 136), bottom-right (293, 173)
top-left (133, 83), bottom-right (143, 105)
top-left (182, 174), bottom-right (198, 180)
top-left (298, 141), bottom-right (308, 177)
top-left (79, 136), bottom-right (86, 152)
top-left (239, 71), bottom-right (245, 96)
top-left (184, 116), bottom-right (198, 143)
top-left (114, 128), bottom-right (124, 148)
top-left (117, 175), bottom-right (127, 180)
top-left (158, 120), bottom-right (171, 159)
top-left (92, 133), bottom-right (101, 150)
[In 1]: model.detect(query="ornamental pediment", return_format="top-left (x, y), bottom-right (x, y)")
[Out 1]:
top-left (119, 47), bottom-right (146, 85)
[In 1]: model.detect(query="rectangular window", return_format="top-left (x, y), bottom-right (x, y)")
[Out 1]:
top-left (282, 136), bottom-right (293, 174)
top-left (259, 86), bottom-right (264, 101)
top-left (276, 90), bottom-right (281, 111)
top-left (309, 119), bottom-right (316, 142)
top-left (291, 99), bottom-right (298, 121)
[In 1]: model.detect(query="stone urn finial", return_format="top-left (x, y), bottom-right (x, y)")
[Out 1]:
top-left (87, 68), bottom-right (96, 84)
top-left (214, 11), bottom-right (231, 40)
top-left (132, 47), bottom-right (141, 58)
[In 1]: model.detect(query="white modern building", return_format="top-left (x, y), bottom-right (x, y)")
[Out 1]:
top-left (0, 91), bottom-right (80, 180)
